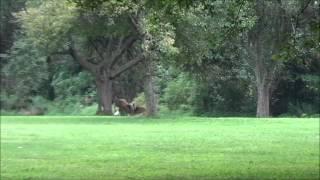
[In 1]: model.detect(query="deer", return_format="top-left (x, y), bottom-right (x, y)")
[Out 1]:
top-left (114, 98), bottom-right (145, 116)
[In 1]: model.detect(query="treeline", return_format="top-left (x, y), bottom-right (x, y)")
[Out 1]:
top-left (0, 0), bottom-right (319, 117)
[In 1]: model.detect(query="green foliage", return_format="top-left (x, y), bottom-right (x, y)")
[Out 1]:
top-left (192, 79), bottom-right (256, 116)
top-left (2, 37), bottom-right (48, 97)
top-left (0, 0), bottom-right (26, 55)
top-left (0, 92), bottom-right (20, 110)
top-left (15, 0), bottom-right (77, 54)
top-left (146, 12), bottom-right (179, 63)
top-left (1, 0), bottom-right (318, 117)
top-left (28, 96), bottom-right (50, 109)
top-left (0, 109), bottom-right (18, 116)
top-left (168, 0), bottom-right (255, 72)
top-left (41, 95), bottom-right (97, 115)
top-left (287, 102), bottom-right (320, 117)
top-left (163, 74), bottom-right (195, 111)
top-left (133, 92), bottom-right (146, 107)
top-left (53, 70), bottom-right (95, 98)
top-left (302, 74), bottom-right (320, 94)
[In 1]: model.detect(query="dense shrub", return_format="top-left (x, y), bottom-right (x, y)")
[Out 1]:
top-left (162, 73), bottom-right (256, 116)
top-left (162, 74), bottom-right (195, 112)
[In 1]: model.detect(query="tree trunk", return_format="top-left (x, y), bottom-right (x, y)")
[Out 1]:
top-left (256, 83), bottom-right (270, 117)
top-left (247, 0), bottom-right (289, 117)
top-left (144, 60), bottom-right (158, 117)
top-left (254, 56), bottom-right (272, 117)
top-left (46, 56), bottom-right (55, 101)
top-left (254, 57), bottom-right (273, 117)
top-left (96, 78), bottom-right (113, 115)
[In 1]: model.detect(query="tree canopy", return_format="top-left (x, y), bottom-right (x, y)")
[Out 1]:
top-left (1, 0), bottom-right (319, 117)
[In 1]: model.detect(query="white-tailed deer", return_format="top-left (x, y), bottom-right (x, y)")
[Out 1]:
top-left (114, 98), bottom-right (145, 115)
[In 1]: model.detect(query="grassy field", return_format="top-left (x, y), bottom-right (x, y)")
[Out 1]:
top-left (1, 116), bottom-right (319, 180)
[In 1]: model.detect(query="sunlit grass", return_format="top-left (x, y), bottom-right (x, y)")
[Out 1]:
top-left (1, 116), bottom-right (319, 179)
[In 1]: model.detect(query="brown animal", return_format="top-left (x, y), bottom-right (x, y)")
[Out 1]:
top-left (114, 98), bottom-right (145, 115)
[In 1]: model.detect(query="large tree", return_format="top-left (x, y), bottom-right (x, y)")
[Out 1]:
top-left (245, 0), bottom-right (318, 117)
top-left (72, 0), bottom-right (178, 116)
top-left (14, 0), bottom-right (177, 115)
top-left (15, 0), bottom-right (147, 115)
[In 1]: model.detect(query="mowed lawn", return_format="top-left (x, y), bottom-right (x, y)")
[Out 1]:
top-left (1, 116), bottom-right (319, 180)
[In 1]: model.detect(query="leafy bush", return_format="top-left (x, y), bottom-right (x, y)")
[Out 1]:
top-left (133, 93), bottom-right (146, 107)
top-left (194, 79), bottom-right (256, 115)
top-left (0, 109), bottom-right (19, 115)
top-left (287, 102), bottom-right (320, 117)
top-left (52, 71), bottom-right (95, 98)
top-left (162, 74), bottom-right (195, 112)
top-left (30, 96), bottom-right (50, 109)
top-left (0, 92), bottom-right (20, 110)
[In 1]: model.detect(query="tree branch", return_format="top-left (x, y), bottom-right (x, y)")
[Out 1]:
top-left (89, 39), bottom-right (104, 61)
top-left (99, 36), bottom-right (138, 69)
top-left (294, 0), bottom-right (312, 29)
top-left (117, 36), bottom-right (125, 51)
top-left (106, 37), bottom-right (113, 56)
top-left (110, 36), bottom-right (137, 66)
top-left (110, 55), bottom-right (144, 79)
top-left (129, 15), bottom-right (140, 34)
top-left (129, 15), bottom-right (146, 37)
top-left (69, 46), bottom-right (96, 73)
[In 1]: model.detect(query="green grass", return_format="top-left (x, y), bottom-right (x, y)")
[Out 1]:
top-left (1, 116), bottom-right (319, 180)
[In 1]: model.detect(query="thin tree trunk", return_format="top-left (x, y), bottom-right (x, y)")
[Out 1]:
top-left (96, 83), bottom-right (103, 114)
top-left (96, 78), bottom-right (113, 115)
top-left (144, 60), bottom-right (157, 117)
top-left (46, 56), bottom-right (55, 100)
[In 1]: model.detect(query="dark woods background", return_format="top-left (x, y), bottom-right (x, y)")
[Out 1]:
top-left (0, 0), bottom-right (319, 117)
